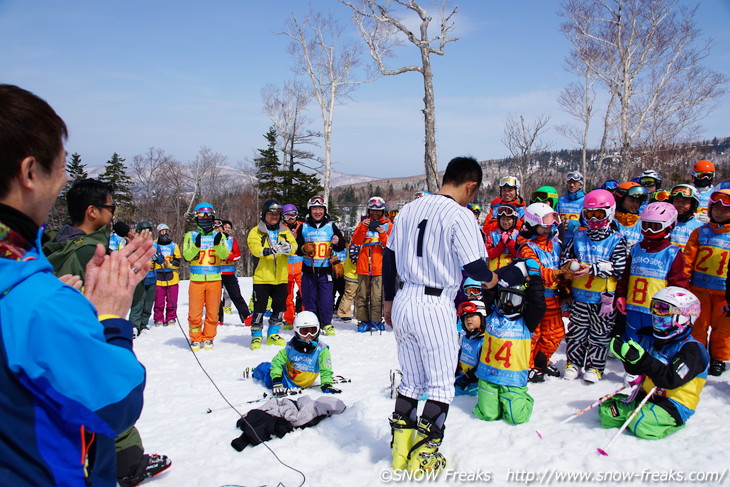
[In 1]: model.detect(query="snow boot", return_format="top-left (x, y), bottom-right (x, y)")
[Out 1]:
top-left (389, 413), bottom-right (415, 470)
top-left (709, 359), bottom-right (726, 376)
top-left (407, 418), bottom-right (447, 472)
top-left (118, 453), bottom-right (171, 487)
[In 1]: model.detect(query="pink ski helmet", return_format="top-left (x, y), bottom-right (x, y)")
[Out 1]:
top-left (640, 202), bottom-right (677, 239)
top-left (582, 189), bottom-right (616, 230)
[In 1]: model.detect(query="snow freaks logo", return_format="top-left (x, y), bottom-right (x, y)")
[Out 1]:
top-left (380, 469), bottom-right (493, 483)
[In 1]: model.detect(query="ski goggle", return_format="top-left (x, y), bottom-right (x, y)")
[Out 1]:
top-left (531, 191), bottom-right (557, 204)
top-left (539, 212), bottom-right (560, 226)
top-left (308, 196), bottom-right (326, 207)
top-left (497, 206), bottom-right (519, 218)
top-left (652, 190), bottom-right (670, 202)
top-left (670, 186), bottom-right (695, 199)
top-left (624, 186), bottom-right (649, 200)
top-left (265, 203), bottom-right (282, 213)
top-left (641, 220), bottom-right (665, 234)
top-left (693, 171), bottom-right (714, 180)
top-left (463, 286), bottom-right (483, 298)
top-left (499, 177), bottom-right (519, 188)
top-left (639, 176), bottom-right (658, 187)
top-left (709, 191), bottom-right (730, 207)
top-left (582, 208), bottom-right (608, 220)
top-left (650, 300), bottom-right (683, 317)
top-left (283, 211), bottom-right (298, 219)
top-left (196, 211), bottom-right (214, 218)
top-left (297, 326), bottom-right (319, 338)
top-left (469, 204), bottom-right (482, 214)
top-left (457, 301), bottom-right (482, 316)
top-left (566, 172), bottom-right (583, 182)
top-left (158, 229), bottom-right (169, 235)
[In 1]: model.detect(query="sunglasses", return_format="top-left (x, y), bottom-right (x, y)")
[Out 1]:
top-left (96, 204), bottom-right (116, 215)
top-left (693, 171), bottom-right (714, 179)
top-left (497, 207), bottom-right (518, 218)
top-left (709, 192), bottom-right (730, 207)
top-left (583, 208), bottom-right (607, 220)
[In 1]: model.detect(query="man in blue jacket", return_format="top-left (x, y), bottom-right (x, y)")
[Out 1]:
top-left (0, 84), bottom-right (152, 486)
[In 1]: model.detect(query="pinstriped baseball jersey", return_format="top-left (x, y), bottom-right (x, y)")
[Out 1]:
top-left (387, 194), bottom-right (487, 300)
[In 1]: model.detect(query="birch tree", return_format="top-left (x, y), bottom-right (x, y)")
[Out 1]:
top-left (501, 114), bottom-right (551, 187)
top-left (339, 0), bottom-right (458, 193)
top-left (278, 9), bottom-right (371, 203)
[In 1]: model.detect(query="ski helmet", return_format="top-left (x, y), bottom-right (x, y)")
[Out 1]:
top-left (462, 277), bottom-right (483, 300)
top-left (669, 184), bottom-right (700, 204)
top-left (413, 190), bottom-right (430, 200)
top-left (136, 221), bottom-right (153, 232)
top-left (499, 176), bottom-right (520, 193)
top-left (640, 202), bottom-right (677, 239)
top-left (523, 202), bottom-right (560, 229)
top-left (282, 203), bottom-right (298, 216)
top-left (457, 300), bottom-right (487, 339)
top-left (367, 196), bottom-right (386, 211)
top-left (156, 223), bottom-right (169, 233)
top-left (650, 286), bottom-right (701, 341)
top-left (494, 263), bottom-right (528, 319)
top-left (582, 189), bottom-right (616, 230)
top-left (307, 195), bottom-right (327, 210)
top-left (293, 310), bottom-right (320, 341)
top-left (261, 199), bottom-right (282, 220)
top-left (639, 170), bottom-right (663, 189)
top-left (530, 186), bottom-right (559, 209)
top-left (194, 202), bottom-right (215, 215)
top-left (709, 189), bottom-right (730, 224)
top-left (467, 203), bottom-right (482, 216)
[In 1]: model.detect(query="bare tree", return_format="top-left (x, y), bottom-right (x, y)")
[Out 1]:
top-left (278, 9), bottom-right (371, 203)
top-left (501, 114), bottom-right (552, 187)
top-left (339, 0), bottom-right (458, 193)
top-left (560, 0), bottom-right (727, 180)
top-left (185, 146), bottom-right (228, 219)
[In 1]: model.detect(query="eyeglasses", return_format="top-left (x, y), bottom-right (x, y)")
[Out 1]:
top-left (693, 171), bottom-right (714, 180)
top-left (497, 206), bottom-right (519, 218)
top-left (283, 211), bottom-right (298, 219)
top-left (670, 186), bottom-right (695, 199)
top-left (583, 208), bottom-right (607, 220)
top-left (95, 204), bottom-right (116, 215)
top-left (464, 286), bottom-right (482, 298)
top-left (709, 191), bottom-right (730, 207)
top-left (639, 177), bottom-right (658, 187)
top-left (499, 177), bottom-right (518, 188)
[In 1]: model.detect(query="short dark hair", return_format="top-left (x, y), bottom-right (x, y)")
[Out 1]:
top-left (0, 84), bottom-right (68, 198)
top-left (441, 156), bottom-right (482, 188)
top-left (66, 178), bottom-right (113, 225)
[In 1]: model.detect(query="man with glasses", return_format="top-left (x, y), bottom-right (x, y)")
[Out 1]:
top-left (557, 171), bottom-right (586, 244)
top-left (182, 202), bottom-right (229, 352)
top-left (44, 178), bottom-right (116, 277)
top-left (692, 160), bottom-right (716, 222)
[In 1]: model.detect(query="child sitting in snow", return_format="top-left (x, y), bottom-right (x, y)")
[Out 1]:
top-left (473, 259), bottom-right (545, 424)
top-left (253, 311), bottom-right (341, 396)
top-left (454, 300), bottom-right (488, 396)
top-left (599, 287), bottom-right (709, 439)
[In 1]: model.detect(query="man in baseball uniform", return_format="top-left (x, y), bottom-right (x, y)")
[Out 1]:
top-left (383, 156), bottom-right (498, 472)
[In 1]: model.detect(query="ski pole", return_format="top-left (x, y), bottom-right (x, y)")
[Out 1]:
top-left (536, 384), bottom-right (629, 439)
top-left (597, 386), bottom-right (657, 456)
top-left (205, 392), bottom-right (270, 413)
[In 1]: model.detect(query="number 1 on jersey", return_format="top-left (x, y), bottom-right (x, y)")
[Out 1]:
top-left (416, 219), bottom-right (428, 257)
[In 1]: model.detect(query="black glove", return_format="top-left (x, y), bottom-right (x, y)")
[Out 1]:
top-left (262, 248), bottom-right (275, 257)
top-left (213, 232), bottom-right (223, 246)
top-left (321, 384), bottom-right (341, 394)
top-left (368, 220), bottom-right (380, 232)
top-left (454, 370), bottom-right (476, 389)
top-left (194, 233), bottom-right (202, 248)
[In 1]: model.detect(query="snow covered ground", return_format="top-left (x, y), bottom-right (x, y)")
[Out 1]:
top-left (133, 278), bottom-right (730, 487)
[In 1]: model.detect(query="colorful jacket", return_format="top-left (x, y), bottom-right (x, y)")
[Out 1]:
top-left (270, 340), bottom-right (333, 389)
top-left (351, 216), bottom-right (393, 276)
top-left (482, 197), bottom-right (526, 234)
top-left (0, 222), bottom-right (145, 487)
top-left (683, 222), bottom-right (730, 291)
top-left (152, 240), bottom-right (181, 286)
top-left (182, 227), bottom-right (229, 281)
top-left (247, 221), bottom-right (297, 285)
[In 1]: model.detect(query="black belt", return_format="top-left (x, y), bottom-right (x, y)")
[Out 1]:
top-left (399, 282), bottom-right (443, 297)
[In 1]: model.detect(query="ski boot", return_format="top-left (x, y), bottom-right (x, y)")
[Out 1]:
top-left (250, 337), bottom-right (262, 351)
top-left (322, 324), bottom-right (336, 336)
top-left (389, 413), bottom-right (415, 470)
top-left (407, 418), bottom-right (447, 472)
top-left (190, 341), bottom-right (201, 352)
top-left (709, 359), bottom-right (726, 376)
top-left (267, 334), bottom-right (286, 346)
top-left (203, 340), bottom-right (214, 351)
top-left (357, 321), bottom-right (370, 333)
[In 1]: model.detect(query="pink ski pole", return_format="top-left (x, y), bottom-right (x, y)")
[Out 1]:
top-left (597, 386), bottom-right (657, 456)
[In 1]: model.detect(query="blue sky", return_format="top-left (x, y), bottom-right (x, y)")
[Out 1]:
top-left (2, 0), bottom-right (729, 178)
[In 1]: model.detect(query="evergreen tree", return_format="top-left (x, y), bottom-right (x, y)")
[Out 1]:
top-left (99, 152), bottom-right (134, 217)
top-left (66, 152), bottom-right (87, 183)
top-left (254, 127), bottom-right (281, 200)
top-left (48, 153), bottom-right (88, 230)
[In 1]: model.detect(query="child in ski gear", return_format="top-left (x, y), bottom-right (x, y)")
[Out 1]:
top-left (295, 195), bottom-right (347, 336)
top-left (152, 223), bottom-right (181, 327)
top-left (638, 169), bottom-right (662, 197)
top-left (561, 189), bottom-right (629, 383)
top-left (473, 259), bottom-right (546, 424)
top-left (557, 171), bottom-right (586, 244)
top-left (616, 203), bottom-right (688, 342)
top-left (247, 199), bottom-right (298, 350)
top-left (483, 176), bottom-right (526, 233)
top-left (669, 184), bottom-right (703, 250)
top-left (454, 301), bottom-right (487, 396)
top-left (692, 160), bottom-right (715, 222)
top-left (351, 196), bottom-right (393, 332)
top-left (600, 287), bottom-right (709, 439)
top-left (613, 182), bottom-right (649, 248)
top-left (486, 203), bottom-right (520, 270)
top-left (252, 311), bottom-right (340, 395)
top-left (282, 204), bottom-right (303, 326)
top-left (517, 203), bottom-right (574, 382)
top-left (683, 188), bottom-right (730, 376)
top-left (182, 202), bottom-right (229, 351)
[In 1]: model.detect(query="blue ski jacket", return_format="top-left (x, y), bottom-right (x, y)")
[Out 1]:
top-left (0, 226), bottom-right (146, 486)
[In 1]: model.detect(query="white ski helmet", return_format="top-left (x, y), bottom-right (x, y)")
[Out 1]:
top-left (523, 202), bottom-right (560, 228)
top-left (650, 286), bottom-right (701, 340)
top-left (293, 310), bottom-right (320, 340)
top-left (499, 176), bottom-right (520, 193)
top-left (367, 196), bottom-right (386, 210)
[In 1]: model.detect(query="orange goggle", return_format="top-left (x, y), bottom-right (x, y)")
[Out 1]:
top-left (709, 192), bottom-right (730, 207)
top-left (693, 171), bottom-right (714, 180)
top-left (583, 208), bottom-right (608, 220)
top-left (464, 286), bottom-right (482, 298)
top-left (652, 190), bottom-right (670, 202)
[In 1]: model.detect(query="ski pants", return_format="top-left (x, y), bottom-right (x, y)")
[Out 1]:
top-left (599, 395), bottom-right (683, 439)
top-left (218, 274), bottom-right (250, 323)
top-left (355, 274), bottom-right (384, 324)
top-left (691, 285), bottom-right (730, 361)
top-left (252, 283), bottom-right (288, 337)
top-left (188, 280), bottom-right (222, 342)
top-left (336, 279), bottom-right (358, 319)
top-left (129, 282), bottom-right (156, 332)
top-left (285, 262), bottom-right (302, 324)
top-left (153, 284), bottom-right (178, 324)
top-left (473, 380), bottom-right (533, 425)
top-left (529, 296), bottom-right (564, 368)
top-left (301, 271), bottom-right (335, 327)
top-left (566, 300), bottom-right (615, 372)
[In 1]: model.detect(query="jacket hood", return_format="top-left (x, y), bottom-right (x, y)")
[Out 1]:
top-left (565, 190), bottom-right (585, 201)
top-left (53, 224), bottom-right (86, 242)
top-left (257, 220), bottom-right (288, 234)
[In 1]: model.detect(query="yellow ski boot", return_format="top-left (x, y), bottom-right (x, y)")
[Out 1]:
top-left (389, 414), bottom-right (415, 470)
top-left (407, 419), bottom-right (447, 473)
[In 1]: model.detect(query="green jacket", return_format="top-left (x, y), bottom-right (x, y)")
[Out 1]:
top-left (182, 227), bottom-right (229, 281)
top-left (43, 224), bottom-right (111, 279)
